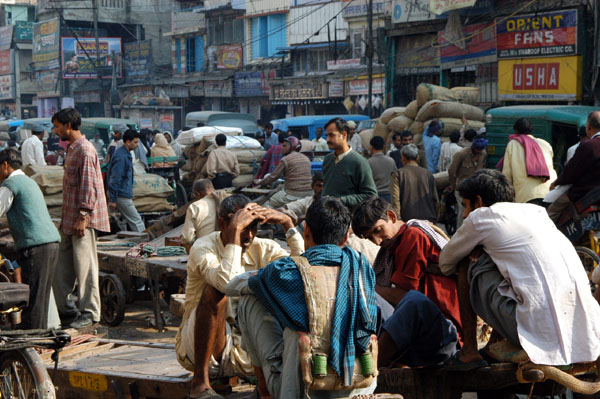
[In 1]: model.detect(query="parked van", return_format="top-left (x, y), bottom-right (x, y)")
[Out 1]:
top-left (80, 118), bottom-right (139, 145)
top-left (185, 111), bottom-right (257, 136)
top-left (485, 105), bottom-right (596, 172)
top-left (270, 115), bottom-right (370, 140)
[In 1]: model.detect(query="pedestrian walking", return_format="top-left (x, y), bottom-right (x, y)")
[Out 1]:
top-left (368, 136), bottom-right (396, 203)
top-left (51, 108), bottom-right (110, 329)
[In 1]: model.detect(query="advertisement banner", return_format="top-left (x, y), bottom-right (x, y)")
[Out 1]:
top-left (37, 97), bottom-right (59, 118)
top-left (430, 0), bottom-right (476, 15)
top-left (497, 56), bottom-right (581, 101)
top-left (36, 69), bottom-right (60, 97)
top-left (0, 75), bottom-right (14, 100)
top-left (235, 72), bottom-right (263, 97)
top-left (346, 78), bottom-right (384, 96)
top-left (496, 9), bottom-right (578, 59)
top-left (0, 50), bottom-right (13, 75)
top-left (33, 18), bottom-right (60, 69)
top-left (204, 80), bottom-right (233, 97)
top-left (271, 82), bottom-right (327, 100)
top-left (217, 45), bottom-right (242, 69)
top-left (123, 40), bottom-right (152, 82)
top-left (189, 81), bottom-right (204, 96)
top-left (392, 0), bottom-right (492, 23)
top-left (439, 22), bottom-right (496, 68)
top-left (328, 80), bottom-right (344, 97)
top-left (396, 34), bottom-right (440, 75)
top-left (15, 21), bottom-right (33, 41)
top-left (343, 0), bottom-right (388, 17)
top-left (61, 37), bottom-right (122, 79)
top-left (0, 26), bottom-right (13, 51)
top-left (327, 59), bottom-right (362, 70)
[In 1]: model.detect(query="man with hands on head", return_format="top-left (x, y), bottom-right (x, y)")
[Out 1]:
top-left (176, 194), bottom-right (304, 399)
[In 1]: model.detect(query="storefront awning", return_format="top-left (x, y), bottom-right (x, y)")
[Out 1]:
top-left (276, 42), bottom-right (349, 51)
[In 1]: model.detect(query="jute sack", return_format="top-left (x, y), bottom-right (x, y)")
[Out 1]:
top-left (409, 121), bottom-right (425, 135)
top-left (31, 171), bottom-right (64, 195)
top-left (233, 174), bottom-right (254, 188)
top-left (424, 118), bottom-right (485, 137)
top-left (133, 196), bottom-right (174, 212)
top-left (404, 100), bottom-right (420, 119)
top-left (44, 192), bottom-right (63, 207)
top-left (416, 100), bottom-right (484, 122)
top-left (379, 107), bottom-right (406, 124)
top-left (232, 148), bottom-right (266, 164)
top-left (359, 129), bottom-right (374, 152)
top-left (23, 165), bottom-right (64, 177)
top-left (451, 87), bottom-right (480, 105)
top-left (47, 206), bottom-right (62, 219)
top-left (416, 83), bottom-right (456, 107)
top-left (133, 174), bottom-right (174, 198)
top-left (387, 115), bottom-right (413, 133)
top-left (373, 119), bottom-right (389, 139)
top-left (239, 163), bottom-right (255, 175)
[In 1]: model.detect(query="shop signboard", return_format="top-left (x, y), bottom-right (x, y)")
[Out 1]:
top-left (327, 59), bottom-right (361, 71)
top-left (346, 78), bottom-right (384, 96)
top-left (217, 45), bottom-right (242, 69)
top-left (496, 9), bottom-right (578, 59)
top-left (33, 18), bottom-right (60, 69)
top-left (61, 37), bottom-right (123, 79)
top-left (0, 75), bottom-right (14, 100)
top-left (189, 81), bottom-right (204, 96)
top-left (0, 26), bottom-right (13, 51)
top-left (430, 0), bottom-right (476, 15)
top-left (15, 21), bottom-right (33, 41)
top-left (396, 34), bottom-right (440, 75)
top-left (73, 91), bottom-right (101, 103)
top-left (36, 69), bottom-right (60, 97)
top-left (124, 40), bottom-right (152, 83)
top-left (328, 80), bottom-right (344, 97)
top-left (160, 114), bottom-right (174, 132)
top-left (392, 0), bottom-right (492, 23)
top-left (235, 72), bottom-right (263, 97)
top-left (497, 56), bottom-right (581, 101)
top-left (270, 82), bottom-right (327, 100)
top-left (38, 97), bottom-right (59, 118)
top-left (439, 22), bottom-right (496, 68)
top-left (0, 50), bottom-right (13, 75)
top-left (343, 0), bottom-right (388, 17)
top-left (204, 80), bottom-right (233, 97)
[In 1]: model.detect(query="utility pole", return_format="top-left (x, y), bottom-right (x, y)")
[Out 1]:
top-left (92, 0), bottom-right (106, 115)
top-left (367, 0), bottom-right (373, 118)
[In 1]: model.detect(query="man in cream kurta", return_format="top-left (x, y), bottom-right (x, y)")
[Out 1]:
top-left (181, 179), bottom-right (229, 246)
top-left (176, 194), bottom-right (303, 398)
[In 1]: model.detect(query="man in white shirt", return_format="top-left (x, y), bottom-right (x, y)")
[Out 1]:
top-left (312, 127), bottom-right (329, 152)
top-left (21, 126), bottom-right (46, 166)
top-left (439, 169), bottom-right (600, 369)
top-left (347, 120), bottom-right (363, 155)
top-left (181, 179), bottom-right (228, 246)
top-left (565, 125), bottom-right (588, 165)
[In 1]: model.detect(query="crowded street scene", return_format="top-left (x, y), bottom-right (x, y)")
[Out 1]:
top-left (1, 0), bottom-right (600, 398)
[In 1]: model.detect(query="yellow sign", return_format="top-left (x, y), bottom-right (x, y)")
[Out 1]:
top-left (498, 56), bottom-right (581, 101)
top-left (68, 371), bottom-right (108, 392)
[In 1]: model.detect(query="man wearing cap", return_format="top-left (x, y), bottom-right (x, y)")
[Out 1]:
top-left (21, 124), bottom-right (47, 166)
top-left (347, 120), bottom-right (363, 155)
top-left (448, 133), bottom-right (488, 228)
top-left (422, 121), bottom-right (442, 174)
top-left (257, 136), bottom-right (313, 208)
top-left (105, 124), bottom-right (127, 164)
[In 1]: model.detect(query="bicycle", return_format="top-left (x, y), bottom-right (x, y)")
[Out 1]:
top-left (0, 281), bottom-right (71, 399)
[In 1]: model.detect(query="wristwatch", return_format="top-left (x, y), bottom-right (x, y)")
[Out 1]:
top-left (79, 210), bottom-right (89, 217)
top-left (286, 227), bottom-right (299, 239)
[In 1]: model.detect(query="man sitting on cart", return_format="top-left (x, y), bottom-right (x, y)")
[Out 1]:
top-left (176, 194), bottom-right (304, 399)
top-left (439, 169), bottom-right (600, 370)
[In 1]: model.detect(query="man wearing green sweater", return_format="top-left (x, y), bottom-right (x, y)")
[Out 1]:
top-left (322, 117), bottom-right (377, 209)
top-left (0, 148), bottom-right (60, 329)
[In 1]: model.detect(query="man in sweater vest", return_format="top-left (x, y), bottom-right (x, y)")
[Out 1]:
top-left (322, 118), bottom-right (377, 210)
top-left (0, 148), bottom-right (60, 329)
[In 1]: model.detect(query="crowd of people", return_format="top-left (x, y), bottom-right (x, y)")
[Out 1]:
top-left (2, 106), bottom-right (600, 399)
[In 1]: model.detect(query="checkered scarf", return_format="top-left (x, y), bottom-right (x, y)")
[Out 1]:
top-left (248, 245), bottom-right (377, 386)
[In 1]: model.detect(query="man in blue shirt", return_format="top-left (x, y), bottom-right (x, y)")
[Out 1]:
top-left (107, 129), bottom-right (145, 232)
top-left (423, 121), bottom-right (442, 173)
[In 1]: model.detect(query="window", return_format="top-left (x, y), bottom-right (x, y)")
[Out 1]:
top-left (176, 39), bottom-right (182, 74)
top-left (251, 14), bottom-right (286, 60)
top-left (294, 52), bottom-right (305, 74)
top-left (209, 18), bottom-right (244, 45)
top-left (352, 32), bottom-right (363, 59)
top-left (186, 36), bottom-right (205, 73)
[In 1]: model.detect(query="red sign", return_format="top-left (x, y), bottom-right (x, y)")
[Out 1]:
top-left (496, 9), bottom-right (578, 58)
top-left (439, 22), bottom-right (496, 68)
top-left (0, 49), bottom-right (11, 75)
top-left (513, 63), bottom-right (559, 90)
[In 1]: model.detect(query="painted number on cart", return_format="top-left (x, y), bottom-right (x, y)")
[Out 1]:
top-left (68, 371), bottom-right (108, 391)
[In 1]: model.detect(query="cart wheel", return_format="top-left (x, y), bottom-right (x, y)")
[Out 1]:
top-left (100, 274), bottom-right (126, 326)
top-left (175, 182), bottom-right (188, 208)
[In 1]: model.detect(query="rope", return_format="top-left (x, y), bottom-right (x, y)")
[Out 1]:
top-left (156, 246), bottom-right (187, 257)
top-left (125, 243), bottom-right (187, 258)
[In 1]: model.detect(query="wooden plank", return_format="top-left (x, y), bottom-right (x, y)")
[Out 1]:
top-left (39, 340), bottom-right (102, 362)
top-left (53, 343), bottom-right (116, 364)
top-left (89, 337), bottom-right (175, 350)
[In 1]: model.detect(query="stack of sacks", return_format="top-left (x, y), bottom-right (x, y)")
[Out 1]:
top-left (416, 99), bottom-right (484, 138)
top-left (23, 165), bottom-right (64, 218)
top-left (359, 129), bottom-right (374, 153)
top-left (373, 107), bottom-right (405, 140)
top-left (177, 126), bottom-right (243, 181)
top-left (224, 136), bottom-right (265, 188)
top-left (132, 174), bottom-right (175, 212)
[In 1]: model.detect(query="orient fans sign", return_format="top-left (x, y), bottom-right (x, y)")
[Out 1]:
top-left (498, 56), bottom-right (582, 101)
top-left (496, 9), bottom-right (578, 58)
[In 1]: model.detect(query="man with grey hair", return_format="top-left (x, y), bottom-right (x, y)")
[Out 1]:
top-left (390, 144), bottom-right (439, 222)
top-left (181, 179), bottom-right (229, 246)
